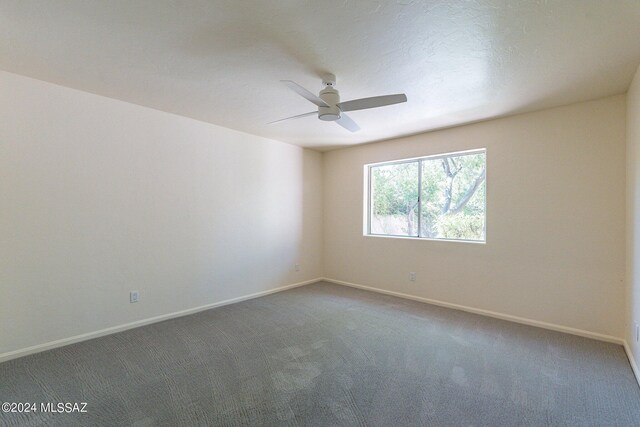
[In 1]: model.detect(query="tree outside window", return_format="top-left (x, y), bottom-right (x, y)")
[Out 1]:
top-left (369, 150), bottom-right (486, 242)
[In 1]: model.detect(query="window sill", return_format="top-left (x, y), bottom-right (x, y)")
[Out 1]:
top-left (364, 234), bottom-right (486, 245)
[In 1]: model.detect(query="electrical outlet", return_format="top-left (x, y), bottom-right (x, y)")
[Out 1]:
top-left (130, 291), bottom-right (140, 303)
top-left (409, 272), bottom-right (416, 282)
top-left (295, 263), bottom-right (300, 272)
top-left (635, 323), bottom-right (639, 342)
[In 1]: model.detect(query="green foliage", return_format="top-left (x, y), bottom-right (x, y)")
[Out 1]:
top-left (370, 152), bottom-right (485, 240)
top-left (371, 162), bottom-right (418, 216)
top-left (371, 162), bottom-right (419, 236)
top-left (435, 212), bottom-right (485, 240)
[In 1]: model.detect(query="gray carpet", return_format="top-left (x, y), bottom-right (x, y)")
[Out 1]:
top-left (2, 281), bottom-right (640, 426)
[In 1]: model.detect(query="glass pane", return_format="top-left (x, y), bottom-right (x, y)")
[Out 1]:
top-left (420, 152), bottom-right (485, 241)
top-left (370, 161), bottom-right (419, 236)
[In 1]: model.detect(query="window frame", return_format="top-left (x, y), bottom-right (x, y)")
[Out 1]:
top-left (365, 148), bottom-right (487, 244)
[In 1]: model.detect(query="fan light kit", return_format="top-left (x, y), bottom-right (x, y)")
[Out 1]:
top-left (269, 74), bottom-right (407, 132)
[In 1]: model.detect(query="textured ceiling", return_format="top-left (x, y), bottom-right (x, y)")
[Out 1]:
top-left (1, 1), bottom-right (640, 150)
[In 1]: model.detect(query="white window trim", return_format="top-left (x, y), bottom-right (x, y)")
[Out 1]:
top-left (363, 148), bottom-right (487, 244)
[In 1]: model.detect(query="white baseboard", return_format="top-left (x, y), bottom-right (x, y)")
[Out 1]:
top-left (623, 341), bottom-right (640, 389)
top-left (321, 277), bottom-right (624, 345)
top-left (0, 278), bottom-right (322, 364)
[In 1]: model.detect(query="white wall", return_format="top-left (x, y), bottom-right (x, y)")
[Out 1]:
top-left (0, 70), bottom-right (323, 357)
top-left (324, 95), bottom-right (626, 338)
top-left (627, 65), bottom-right (640, 366)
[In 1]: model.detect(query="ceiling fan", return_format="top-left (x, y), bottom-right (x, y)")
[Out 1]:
top-left (269, 74), bottom-right (407, 132)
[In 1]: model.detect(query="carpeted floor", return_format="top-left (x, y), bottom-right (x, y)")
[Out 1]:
top-left (2, 281), bottom-right (640, 426)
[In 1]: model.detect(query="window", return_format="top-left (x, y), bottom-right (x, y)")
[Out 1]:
top-left (366, 149), bottom-right (486, 242)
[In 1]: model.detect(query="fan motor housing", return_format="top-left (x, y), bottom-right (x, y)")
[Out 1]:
top-left (318, 86), bottom-right (340, 121)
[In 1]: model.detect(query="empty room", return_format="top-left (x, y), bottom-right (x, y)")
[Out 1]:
top-left (2, 1), bottom-right (640, 426)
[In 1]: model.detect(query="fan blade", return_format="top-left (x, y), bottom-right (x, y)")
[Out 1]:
top-left (337, 94), bottom-right (407, 112)
top-left (267, 111), bottom-right (316, 125)
top-left (335, 113), bottom-right (360, 132)
top-left (281, 80), bottom-right (329, 107)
